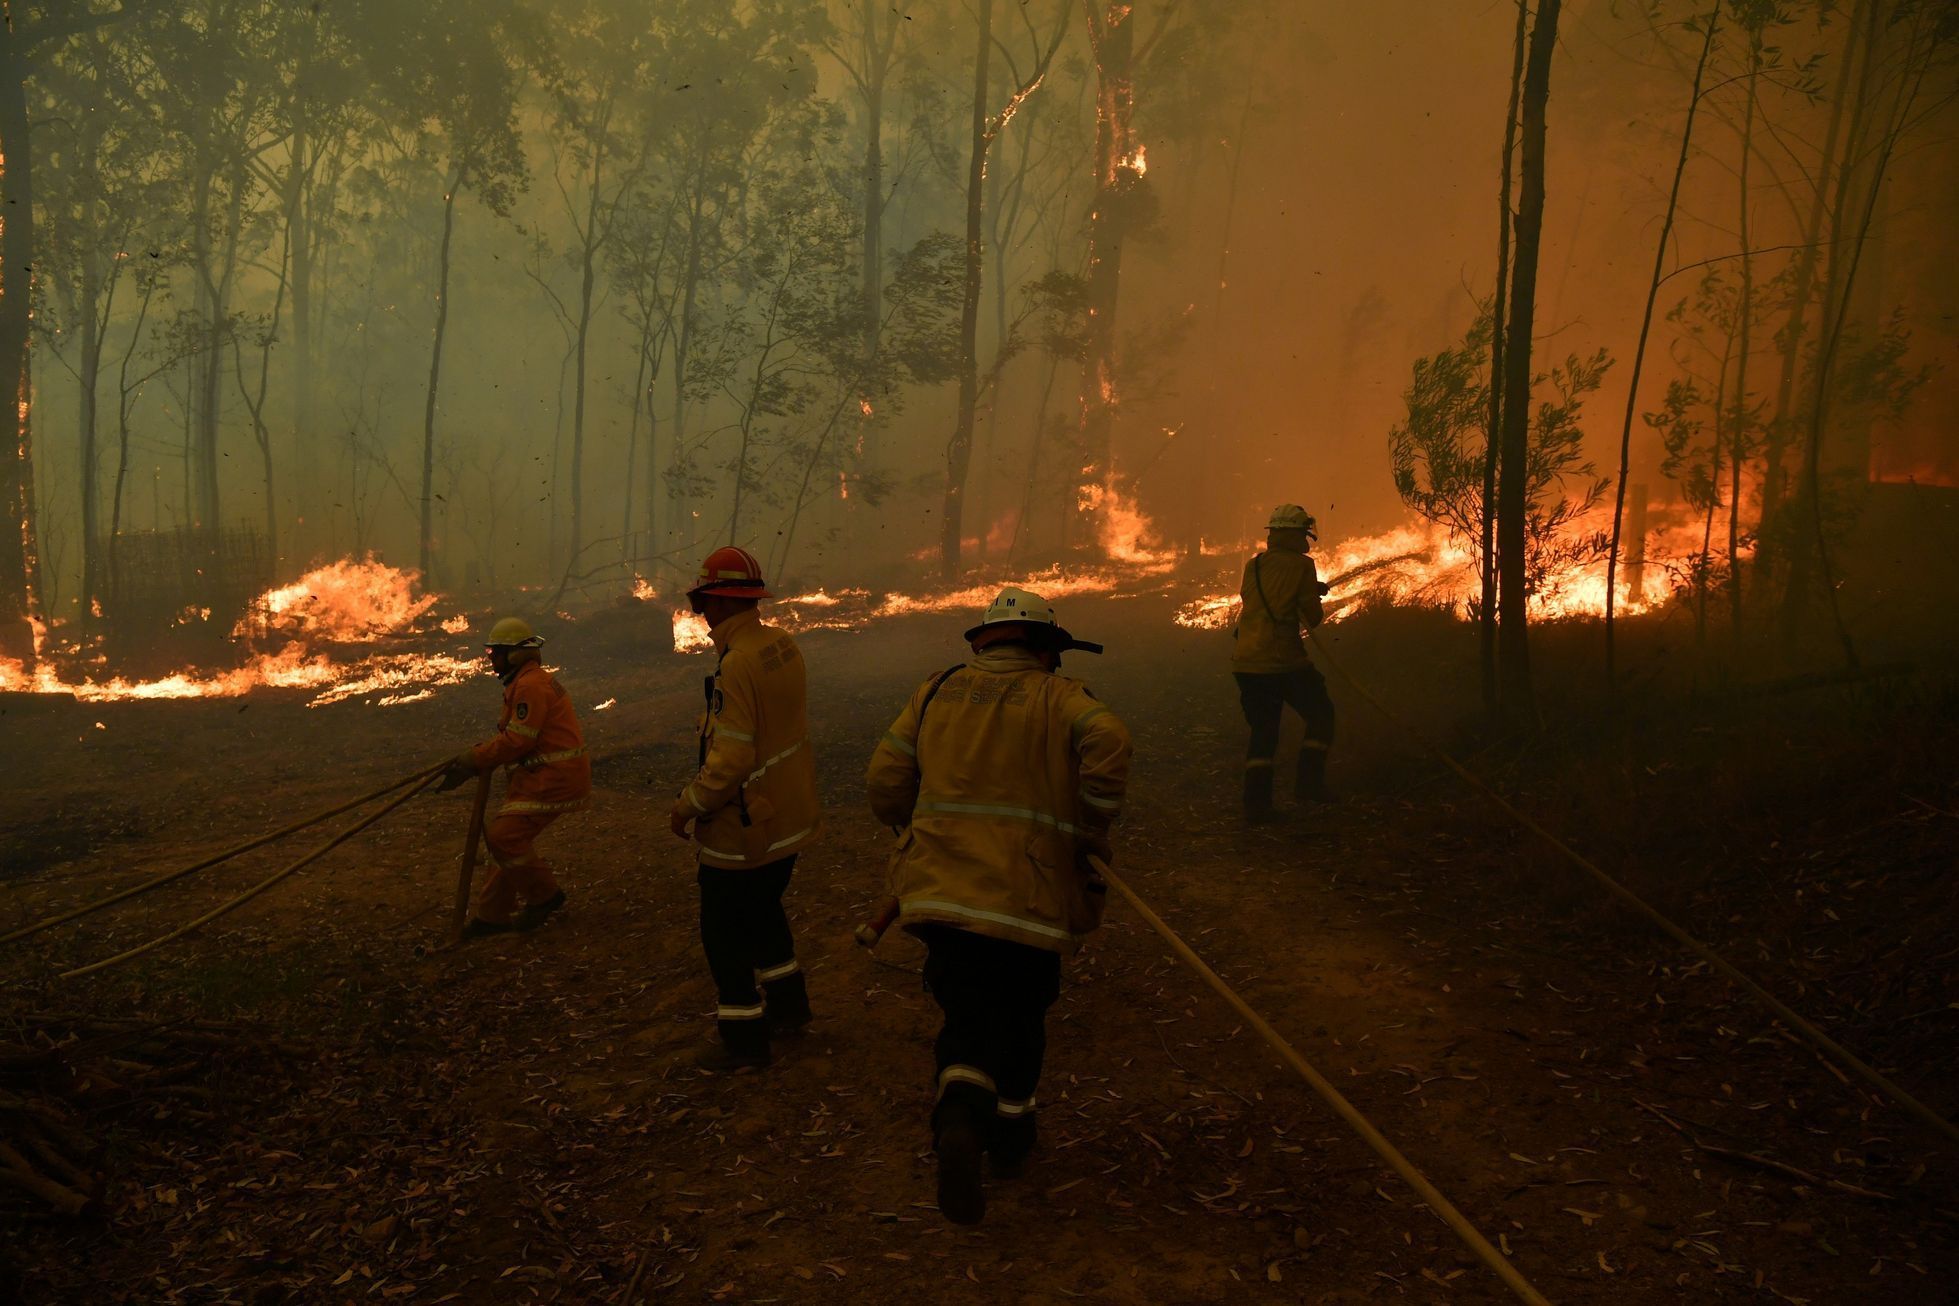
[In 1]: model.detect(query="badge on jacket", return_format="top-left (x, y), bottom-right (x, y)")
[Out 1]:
top-left (516, 701), bottom-right (530, 722)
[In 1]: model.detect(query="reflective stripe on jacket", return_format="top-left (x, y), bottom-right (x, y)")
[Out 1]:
top-left (1231, 547), bottom-right (1324, 673)
top-left (683, 608), bottom-right (821, 868)
top-left (865, 647), bottom-right (1132, 955)
top-left (472, 658), bottom-right (592, 817)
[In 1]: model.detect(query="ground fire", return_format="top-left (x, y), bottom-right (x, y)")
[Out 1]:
top-left (3, 3), bottom-right (1956, 1303)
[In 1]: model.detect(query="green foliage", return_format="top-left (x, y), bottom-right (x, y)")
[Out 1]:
top-left (1388, 302), bottom-right (1614, 598)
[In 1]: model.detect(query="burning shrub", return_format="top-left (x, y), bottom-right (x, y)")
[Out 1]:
top-left (235, 558), bottom-right (439, 644)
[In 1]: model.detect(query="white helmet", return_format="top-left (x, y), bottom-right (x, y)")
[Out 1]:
top-left (1267, 504), bottom-right (1317, 538)
top-left (963, 586), bottom-right (1103, 654)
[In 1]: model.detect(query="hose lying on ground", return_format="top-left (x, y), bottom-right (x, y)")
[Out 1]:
top-left (1094, 856), bottom-right (1552, 1306)
top-left (58, 769), bottom-right (445, 980)
top-left (1, 760), bottom-right (449, 947)
top-left (1306, 630), bottom-right (1959, 1151)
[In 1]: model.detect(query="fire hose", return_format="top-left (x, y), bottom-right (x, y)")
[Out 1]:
top-left (57, 770), bottom-right (445, 980)
top-left (853, 870), bottom-right (1551, 1305)
top-left (2, 759), bottom-right (451, 947)
top-left (1305, 629), bottom-right (1959, 1151)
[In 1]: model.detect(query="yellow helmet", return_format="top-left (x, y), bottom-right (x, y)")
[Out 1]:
top-left (484, 616), bottom-right (544, 649)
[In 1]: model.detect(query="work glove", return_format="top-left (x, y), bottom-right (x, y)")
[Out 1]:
top-left (1077, 831), bottom-right (1113, 875)
top-left (436, 750), bottom-right (478, 792)
top-left (669, 798), bottom-right (695, 841)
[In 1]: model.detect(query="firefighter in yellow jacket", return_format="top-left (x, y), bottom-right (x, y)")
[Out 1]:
top-left (669, 546), bottom-right (820, 1072)
top-left (865, 587), bottom-right (1132, 1225)
top-left (1233, 504), bottom-right (1335, 821)
top-left (439, 618), bottom-right (591, 938)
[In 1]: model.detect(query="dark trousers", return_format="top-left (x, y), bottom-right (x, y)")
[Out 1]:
top-left (919, 924), bottom-right (1061, 1162)
top-left (1235, 667), bottom-right (1335, 809)
top-left (698, 856), bottom-right (809, 1057)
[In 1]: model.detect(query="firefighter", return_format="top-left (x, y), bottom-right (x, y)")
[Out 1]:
top-left (668, 546), bottom-right (821, 1073)
top-left (865, 587), bottom-right (1132, 1225)
top-left (440, 617), bottom-right (591, 938)
top-left (1232, 504), bottom-right (1336, 821)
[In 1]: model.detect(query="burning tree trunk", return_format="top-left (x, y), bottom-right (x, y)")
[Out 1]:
top-left (1605, 4), bottom-right (1719, 685)
top-left (1481, 0), bottom-right (1527, 717)
top-left (1074, 1), bottom-right (1146, 546)
top-left (1495, 0), bottom-right (1560, 717)
top-left (0, 43), bottom-right (40, 656)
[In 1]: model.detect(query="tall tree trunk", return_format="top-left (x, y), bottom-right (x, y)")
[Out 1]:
top-left (568, 141), bottom-right (605, 572)
top-left (1075, 1), bottom-right (1139, 539)
top-left (1729, 33), bottom-right (1760, 632)
top-left (1482, 0), bottom-right (1528, 717)
top-left (1189, 82), bottom-right (1256, 561)
top-left (940, 0), bottom-right (994, 578)
top-left (1782, 0), bottom-right (1883, 647)
top-left (1496, 0), bottom-right (1561, 719)
top-left (77, 202), bottom-right (105, 622)
top-left (109, 275), bottom-right (161, 599)
top-left (620, 330), bottom-right (649, 567)
top-left (286, 125), bottom-right (316, 558)
top-left (1789, 0), bottom-right (1932, 667)
top-left (420, 166), bottom-right (464, 582)
top-left (0, 48), bottom-right (39, 651)
top-left (1758, 0), bottom-right (1864, 593)
top-left (1604, 4), bottom-right (1719, 684)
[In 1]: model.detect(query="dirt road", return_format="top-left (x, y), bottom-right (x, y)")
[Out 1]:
top-left (3, 597), bottom-right (1953, 1302)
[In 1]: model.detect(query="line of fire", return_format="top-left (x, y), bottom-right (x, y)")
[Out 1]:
top-left (2, 2), bottom-right (1955, 1302)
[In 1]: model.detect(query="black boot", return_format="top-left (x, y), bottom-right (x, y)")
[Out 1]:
top-left (1243, 766), bottom-right (1276, 824)
top-left (516, 890), bottom-right (566, 931)
top-left (1295, 747), bottom-right (1332, 803)
top-left (935, 1101), bottom-right (986, 1225)
top-left (763, 972), bottom-right (812, 1038)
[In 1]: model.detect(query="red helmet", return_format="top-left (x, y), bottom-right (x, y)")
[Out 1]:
top-left (686, 545), bottom-right (772, 599)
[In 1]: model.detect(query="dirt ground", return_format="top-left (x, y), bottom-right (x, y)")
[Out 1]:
top-left (2, 592), bottom-right (1956, 1304)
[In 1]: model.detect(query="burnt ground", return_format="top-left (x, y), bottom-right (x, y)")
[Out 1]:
top-left (2, 593), bottom-right (1956, 1304)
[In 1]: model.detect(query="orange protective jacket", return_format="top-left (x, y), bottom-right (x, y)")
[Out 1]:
top-left (471, 658), bottom-right (592, 817)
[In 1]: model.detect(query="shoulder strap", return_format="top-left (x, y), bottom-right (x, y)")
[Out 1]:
top-left (1251, 554), bottom-right (1281, 623)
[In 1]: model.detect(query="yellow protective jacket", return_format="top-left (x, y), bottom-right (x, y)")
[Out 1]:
top-left (679, 608), bottom-right (820, 868)
top-left (865, 647), bottom-right (1133, 955)
top-left (470, 657), bottom-right (592, 817)
top-left (1231, 546), bottom-right (1325, 674)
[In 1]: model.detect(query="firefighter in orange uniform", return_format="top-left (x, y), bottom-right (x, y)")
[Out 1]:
top-left (1233, 504), bottom-right (1335, 821)
top-left (440, 618), bottom-right (591, 939)
top-left (865, 587), bottom-right (1132, 1224)
top-left (669, 546), bottom-right (821, 1072)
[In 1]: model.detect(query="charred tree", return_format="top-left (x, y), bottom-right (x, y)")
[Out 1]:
top-left (1074, 1), bottom-right (1143, 544)
top-left (1495, 0), bottom-right (1561, 718)
top-left (1482, 0), bottom-right (1527, 717)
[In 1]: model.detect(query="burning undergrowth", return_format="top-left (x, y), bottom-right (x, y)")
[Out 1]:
top-left (1, 559), bottom-right (482, 708)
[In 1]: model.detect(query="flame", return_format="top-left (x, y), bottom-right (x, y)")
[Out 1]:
top-left (672, 608), bottom-right (713, 653)
top-left (1172, 503), bottom-right (1727, 632)
top-left (1, 556), bottom-right (480, 707)
top-left (1078, 480), bottom-right (1176, 567)
top-left (237, 557), bottom-right (437, 642)
top-left (1121, 144), bottom-right (1148, 177)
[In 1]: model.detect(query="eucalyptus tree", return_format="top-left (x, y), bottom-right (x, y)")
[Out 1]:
top-left (939, 0), bottom-right (1072, 577)
top-left (0, 1), bottom-right (140, 650)
top-left (350, 0), bottom-right (533, 583)
top-left (1495, 0), bottom-right (1562, 718)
